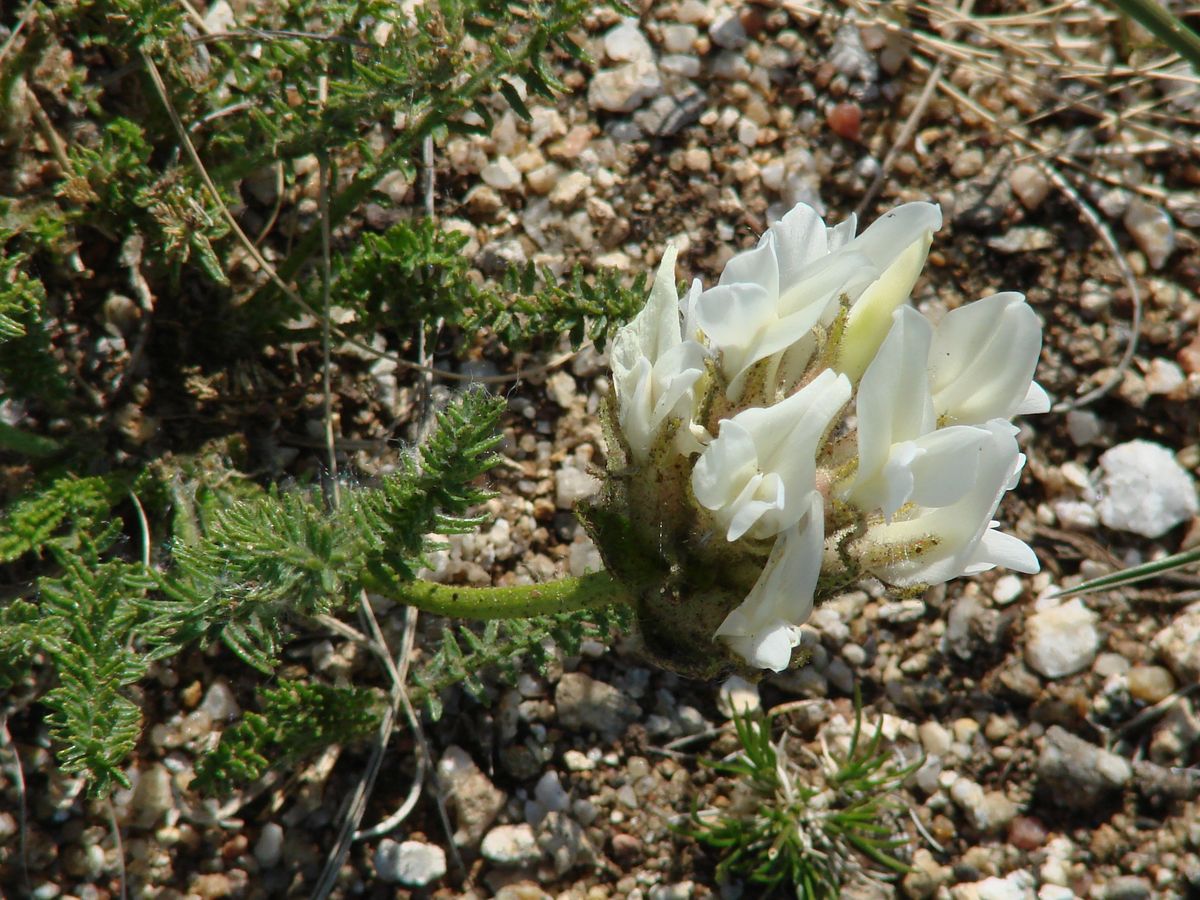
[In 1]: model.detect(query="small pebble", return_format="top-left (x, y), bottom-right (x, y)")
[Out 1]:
top-left (1128, 665), bottom-right (1176, 704)
top-left (549, 171), bottom-right (591, 208)
top-left (1144, 358), bottom-right (1185, 395)
top-left (555, 465), bottom-right (600, 509)
top-left (661, 24), bottom-right (697, 54)
top-left (708, 10), bottom-right (748, 49)
top-left (1097, 440), bottom-right (1198, 538)
top-left (878, 598), bottom-right (926, 623)
top-left (374, 839), bottom-right (446, 886)
top-left (992, 574), bottom-right (1023, 606)
top-left (253, 823), bottom-right (283, 868)
top-left (1025, 599), bottom-right (1099, 679)
top-left (826, 102), bottom-right (861, 141)
top-left (1123, 199), bottom-right (1176, 269)
top-left (1153, 604), bottom-right (1200, 683)
top-left (1065, 409), bottom-right (1102, 446)
top-left (1038, 726), bottom-right (1131, 809)
top-left (588, 62), bottom-right (663, 113)
top-left (716, 674), bottom-right (761, 717)
top-left (1009, 163), bottom-right (1051, 209)
top-left (481, 157), bottom-right (522, 191)
top-left (604, 18), bottom-right (654, 64)
top-left (1008, 815), bottom-right (1048, 851)
top-left (988, 226), bottom-right (1056, 254)
top-left (481, 824), bottom-right (541, 866)
top-left (951, 148), bottom-right (985, 178)
top-left (828, 22), bottom-right (877, 82)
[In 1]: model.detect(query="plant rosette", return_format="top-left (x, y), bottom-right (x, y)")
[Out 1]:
top-left (592, 200), bottom-right (1049, 678)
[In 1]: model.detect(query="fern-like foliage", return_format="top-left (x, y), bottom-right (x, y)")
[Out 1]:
top-left (411, 604), bottom-right (632, 719)
top-left (468, 263), bottom-right (648, 353)
top-left (0, 475), bottom-right (128, 693)
top-left (192, 680), bottom-right (383, 796)
top-left (330, 218), bottom-right (478, 336)
top-left (37, 548), bottom-right (154, 797)
top-left (136, 389), bottom-right (504, 674)
top-left (0, 598), bottom-right (43, 689)
top-left (1, 515), bottom-right (153, 797)
top-left (328, 217), bottom-right (648, 352)
top-left (0, 231), bottom-right (68, 404)
top-left (0, 474), bottom-right (124, 563)
top-left (352, 387), bottom-right (505, 591)
top-left (145, 490), bottom-right (359, 673)
top-left (59, 118), bottom-right (230, 283)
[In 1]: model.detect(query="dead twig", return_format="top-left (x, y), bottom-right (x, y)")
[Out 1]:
top-left (856, 0), bottom-right (977, 216)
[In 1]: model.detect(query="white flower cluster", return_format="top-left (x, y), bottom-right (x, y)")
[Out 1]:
top-left (610, 202), bottom-right (1048, 672)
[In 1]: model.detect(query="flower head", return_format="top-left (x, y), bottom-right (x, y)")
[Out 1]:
top-left (593, 202), bottom-right (1047, 675)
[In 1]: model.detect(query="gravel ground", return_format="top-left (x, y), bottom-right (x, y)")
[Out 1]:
top-left (4, 1), bottom-right (1200, 898)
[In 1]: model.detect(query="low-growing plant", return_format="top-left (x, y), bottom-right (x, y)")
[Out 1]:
top-left (688, 696), bottom-right (919, 898)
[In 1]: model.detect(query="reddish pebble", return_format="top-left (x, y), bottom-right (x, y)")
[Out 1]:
top-left (1008, 815), bottom-right (1048, 851)
top-left (827, 102), bottom-right (862, 141)
top-left (610, 832), bottom-right (643, 867)
top-left (1177, 330), bottom-right (1200, 375)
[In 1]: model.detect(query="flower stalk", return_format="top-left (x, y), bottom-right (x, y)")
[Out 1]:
top-left (389, 570), bottom-right (635, 620)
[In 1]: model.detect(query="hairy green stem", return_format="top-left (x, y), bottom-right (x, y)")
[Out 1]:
top-left (392, 570), bottom-right (633, 620)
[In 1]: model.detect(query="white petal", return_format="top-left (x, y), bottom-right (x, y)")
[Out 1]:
top-left (723, 622), bottom-right (800, 672)
top-left (716, 498), bottom-right (825, 671)
top-left (614, 356), bottom-right (654, 459)
top-left (692, 420), bottom-right (759, 513)
top-left (719, 232), bottom-right (780, 296)
top-left (906, 425), bottom-right (989, 509)
top-left (969, 525), bottom-right (1040, 574)
top-left (871, 441), bottom-right (922, 520)
top-left (680, 277), bottom-right (704, 344)
top-left (929, 292), bottom-right (1044, 424)
top-left (691, 371), bottom-right (849, 541)
top-left (853, 307), bottom-right (935, 489)
top-left (647, 245), bottom-right (682, 358)
top-left (1018, 380), bottom-right (1051, 415)
top-left (852, 202), bottom-right (943, 271)
top-left (649, 341), bottom-right (706, 424)
top-left (837, 202), bottom-right (942, 380)
top-left (770, 203), bottom-right (834, 285)
top-left (864, 420), bottom-right (1024, 586)
top-left (726, 472), bottom-right (785, 543)
top-left (694, 281), bottom-right (774, 371)
top-left (826, 213), bottom-right (858, 252)
top-left (741, 370), bottom-right (851, 536)
top-left (611, 245), bottom-right (706, 461)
